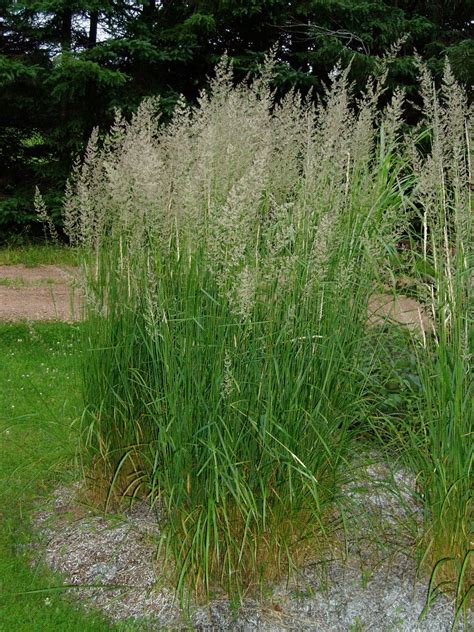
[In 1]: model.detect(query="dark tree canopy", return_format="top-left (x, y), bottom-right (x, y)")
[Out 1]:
top-left (0, 0), bottom-right (472, 238)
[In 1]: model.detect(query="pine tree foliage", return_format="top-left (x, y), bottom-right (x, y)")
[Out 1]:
top-left (0, 0), bottom-right (472, 239)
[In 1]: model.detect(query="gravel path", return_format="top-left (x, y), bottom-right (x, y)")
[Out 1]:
top-left (0, 264), bottom-right (81, 321)
top-left (0, 264), bottom-right (431, 334)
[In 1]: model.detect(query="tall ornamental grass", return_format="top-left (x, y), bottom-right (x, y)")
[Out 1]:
top-left (64, 57), bottom-right (471, 598)
top-left (386, 64), bottom-right (472, 606)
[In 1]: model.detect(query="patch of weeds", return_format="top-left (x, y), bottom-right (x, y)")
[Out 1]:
top-left (361, 326), bottom-right (422, 422)
top-left (348, 616), bottom-right (367, 631)
top-left (290, 585), bottom-right (315, 601)
top-left (0, 278), bottom-right (27, 287)
top-left (0, 278), bottom-right (56, 287)
top-left (360, 567), bottom-right (373, 590)
top-left (386, 607), bottom-right (406, 631)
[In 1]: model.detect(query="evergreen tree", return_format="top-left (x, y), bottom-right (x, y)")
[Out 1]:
top-left (0, 0), bottom-right (472, 239)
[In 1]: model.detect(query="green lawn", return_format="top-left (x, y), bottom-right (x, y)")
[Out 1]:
top-left (0, 245), bottom-right (80, 267)
top-left (0, 322), bottom-right (123, 631)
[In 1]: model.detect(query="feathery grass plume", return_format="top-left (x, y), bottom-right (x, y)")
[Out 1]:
top-left (64, 54), bottom-right (470, 604)
top-left (35, 187), bottom-right (58, 242)
top-left (381, 59), bottom-right (472, 607)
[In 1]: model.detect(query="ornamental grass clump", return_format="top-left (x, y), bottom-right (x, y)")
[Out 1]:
top-left (388, 63), bottom-right (473, 607)
top-left (65, 57), bottom-right (444, 597)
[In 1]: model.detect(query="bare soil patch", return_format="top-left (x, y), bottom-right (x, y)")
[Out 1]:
top-left (0, 264), bottom-right (431, 333)
top-left (368, 293), bottom-right (433, 334)
top-left (0, 264), bottom-right (81, 321)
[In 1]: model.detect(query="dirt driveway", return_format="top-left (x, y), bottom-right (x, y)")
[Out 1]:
top-left (0, 264), bottom-right (432, 332)
top-left (0, 265), bottom-right (81, 321)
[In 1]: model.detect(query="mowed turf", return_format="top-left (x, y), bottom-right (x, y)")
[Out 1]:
top-left (0, 322), bottom-right (123, 631)
top-left (0, 245), bottom-right (80, 267)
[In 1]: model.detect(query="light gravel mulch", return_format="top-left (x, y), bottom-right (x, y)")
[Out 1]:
top-left (32, 465), bottom-right (471, 631)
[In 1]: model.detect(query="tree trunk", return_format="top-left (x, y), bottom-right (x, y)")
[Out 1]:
top-left (60, 7), bottom-right (72, 53)
top-left (88, 10), bottom-right (99, 48)
top-left (142, 0), bottom-right (156, 20)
